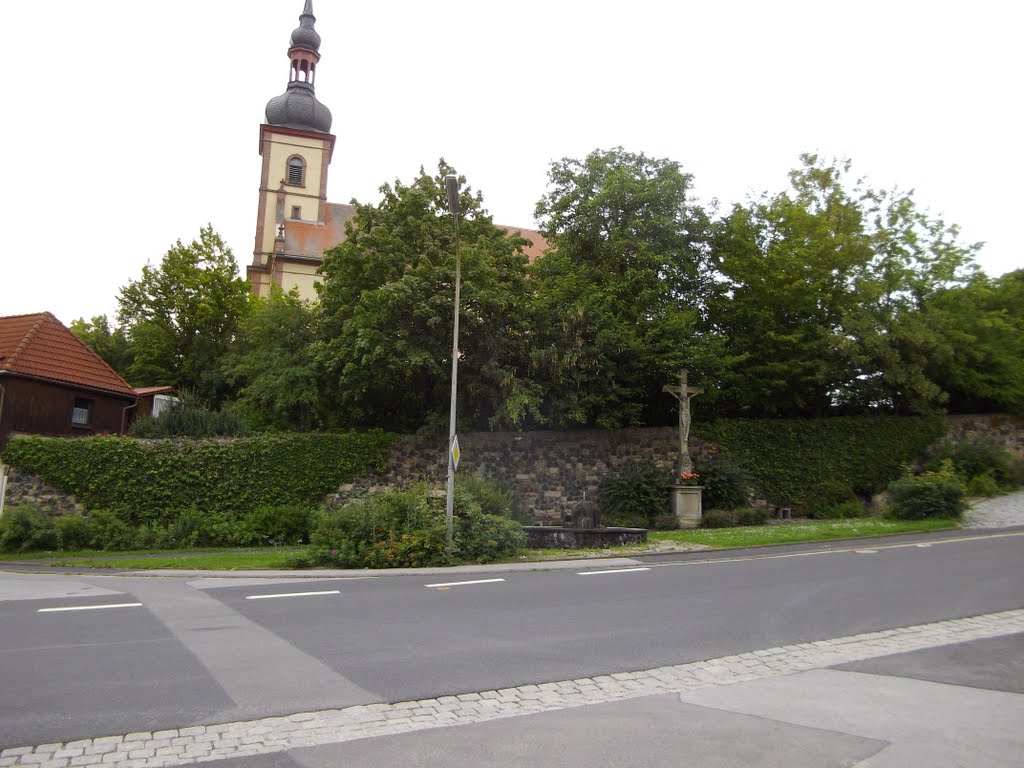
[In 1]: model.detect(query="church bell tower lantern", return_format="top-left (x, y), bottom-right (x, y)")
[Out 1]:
top-left (249, 1), bottom-right (336, 300)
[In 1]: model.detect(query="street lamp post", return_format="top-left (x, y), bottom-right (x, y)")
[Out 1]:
top-left (444, 174), bottom-right (462, 551)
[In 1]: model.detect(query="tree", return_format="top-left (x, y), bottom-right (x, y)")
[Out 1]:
top-left (531, 147), bottom-right (725, 427)
top-left (69, 315), bottom-right (135, 379)
top-left (117, 226), bottom-right (251, 403)
top-left (316, 162), bottom-right (539, 433)
top-left (221, 287), bottom-right (323, 431)
top-left (923, 270), bottom-right (1024, 415)
top-left (710, 154), bottom-right (980, 417)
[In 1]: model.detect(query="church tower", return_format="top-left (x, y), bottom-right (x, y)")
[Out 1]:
top-left (248, 1), bottom-right (337, 299)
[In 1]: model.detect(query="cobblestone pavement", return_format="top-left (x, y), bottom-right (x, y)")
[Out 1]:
top-left (3, 608), bottom-right (1023, 767)
top-left (964, 490), bottom-right (1024, 528)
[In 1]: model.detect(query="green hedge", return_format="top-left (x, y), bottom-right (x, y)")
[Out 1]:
top-left (697, 415), bottom-right (947, 505)
top-left (1, 432), bottom-right (397, 525)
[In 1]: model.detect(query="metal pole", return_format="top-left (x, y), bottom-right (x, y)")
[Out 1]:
top-left (445, 174), bottom-right (462, 551)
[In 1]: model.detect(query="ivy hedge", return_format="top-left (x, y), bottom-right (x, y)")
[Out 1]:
top-left (1, 432), bottom-right (397, 525)
top-left (696, 415), bottom-right (948, 505)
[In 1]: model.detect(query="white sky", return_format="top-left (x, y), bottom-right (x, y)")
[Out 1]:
top-left (1, 0), bottom-right (1020, 325)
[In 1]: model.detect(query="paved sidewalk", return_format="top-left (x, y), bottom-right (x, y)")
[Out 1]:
top-left (3, 608), bottom-right (1022, 767)
top-left (964, 489), bottom-right (1024, 528)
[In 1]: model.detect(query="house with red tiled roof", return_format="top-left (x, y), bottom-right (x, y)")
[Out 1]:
top-left (247, 2), bottom-right (548, 301)
top-left (0, 312), bottom-right (137, 447)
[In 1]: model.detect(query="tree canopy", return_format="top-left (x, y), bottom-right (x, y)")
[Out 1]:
top-left (316, 162), bottom-right (538, 433)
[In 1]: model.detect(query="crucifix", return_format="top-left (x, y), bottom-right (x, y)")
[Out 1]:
top-left (663, 369), bottom-right (703, 476)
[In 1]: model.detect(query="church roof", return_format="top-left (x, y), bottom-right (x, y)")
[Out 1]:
top-left (0, 312), bottom-right (135, 396)
top-left (278, 205), bottom-right (549, 265)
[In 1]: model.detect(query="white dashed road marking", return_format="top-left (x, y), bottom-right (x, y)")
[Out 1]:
top-left (37, 602), bottom-right (143, 613)
top-left (578, 567), bottom-right (651, 576)
top-left (425, 578), bottom-right (506, 588)
top-left (245, 590), bottom-right (341, 600)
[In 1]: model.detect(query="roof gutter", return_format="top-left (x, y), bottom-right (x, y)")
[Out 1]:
top-left (0, 370), bottom-right (135, 400)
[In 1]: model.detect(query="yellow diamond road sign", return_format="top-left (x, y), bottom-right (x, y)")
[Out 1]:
top-left (451, 435), bottom-right (461, 471)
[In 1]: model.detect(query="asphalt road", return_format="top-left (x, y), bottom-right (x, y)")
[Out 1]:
top-left (1, 528), bottom-right (1023, 760)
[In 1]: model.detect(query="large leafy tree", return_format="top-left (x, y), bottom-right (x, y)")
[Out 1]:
top-left (117, 226), bottom-right (252, 403)
top-left (221, 287), bottom-right (323, 431)
top-left (69, 315), bottom-right (135, 379)
top-left (923, 270), bottom-right (1024, 415)
top-left (316, 163), bottom-right (539, 433)
top-left (531, 147), bottom-right (725, 427)
top-left (711, 155), bottom-right (980, 417)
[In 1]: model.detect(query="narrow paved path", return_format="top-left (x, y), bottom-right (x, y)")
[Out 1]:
top-left (964, 490), bottom-right (1024, 528)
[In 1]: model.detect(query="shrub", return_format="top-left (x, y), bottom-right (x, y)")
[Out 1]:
top-left (811, 499), bottom-right (866, 519)
top-left (804, 481), bottom-right (859, 519)
top-left (0, 505), bottom-right (57, 552)
top-left (652, 515), bottom-right (679, 530)
top-left (241, 505), bottom-right (314, 545)
top-left (886, 461), bottom-right (967, 520)
top-left (55, 515), bottom-right (90, 551)
top-left (928, 438), bottom-right (1024, 491)
top-left (965, 472), bottom-right (1002, 498)
top-left (129, 392), bottom-right (249, 438)
top-left (598, 461), bottom-right (671, 528)
top-left (693, 454), bottom-right (751, 511)
top-left (307, 483), bottom-right (524, 568)
top-left (701, 509), bottom-right (739, 528)
top-left (737, 508), bottom-right (770, 526)
top-left (85, 508), bottom-right (140, 551)
top-left (456, 474), bottom-right (526, 523)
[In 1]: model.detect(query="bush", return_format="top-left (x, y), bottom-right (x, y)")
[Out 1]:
top-left (129, 392), bottom-right (249, 438)
top-left (886, 461), bottom-right (967, 520)
top-left (55, 515), bottom-right (90, 550)
top-left (0, 505), bottom-right (58, 552)
top-left (927, 438), bottom-right (1024, 491)
top-left (693, 454), bottom-right (751, 511)
top-left (965, 472), bottom-right (1002, 498)
top-left (804, 481), bottom-right (859, 519)
top-left (85, 508), bottom-right (140, 551)
top-left (598, 461), bottom-right (671, 528)
top-left (701, 509), bottom-right (739, 528)
top-left (307, 483), bottom-right (524, 568)
top-left (456, 474), bottom-right (526, 523)
top-left (737, 507), bottom-right (770, 526)
top-left (652, 515), bottom-right (679, 530)
top-left (811, 499), bottom-right (866, 519)
top-left (240, 505), bottom-right (314, 545)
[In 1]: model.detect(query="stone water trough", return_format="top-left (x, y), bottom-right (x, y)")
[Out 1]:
top-left (522, 502), bottom-right (647, 549)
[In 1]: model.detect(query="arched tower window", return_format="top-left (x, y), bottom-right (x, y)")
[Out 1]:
top-left (287, 156), bottom-right (305, 186)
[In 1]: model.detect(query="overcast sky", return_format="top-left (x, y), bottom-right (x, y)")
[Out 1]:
top-left (1, 0), bottom-right (1020, 325)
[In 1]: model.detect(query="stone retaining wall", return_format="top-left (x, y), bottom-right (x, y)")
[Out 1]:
top-left (328, 428), bottom-right (693, 523)
top-left (945, 414), bottom-right (1024, 457)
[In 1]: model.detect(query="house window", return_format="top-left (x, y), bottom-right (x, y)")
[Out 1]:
top-left (287, 156), bottom-right (305, 186)
top-left (291, 205), bottom-right (302, 220)
top-left (71, 398), bottom-right (93, 427)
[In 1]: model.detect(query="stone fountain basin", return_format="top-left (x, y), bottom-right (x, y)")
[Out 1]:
top-left (523, 526), bottom-right (648, 549)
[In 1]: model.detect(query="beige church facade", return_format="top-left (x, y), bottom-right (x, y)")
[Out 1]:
top-left (247, 1), bottom-right (545, 301)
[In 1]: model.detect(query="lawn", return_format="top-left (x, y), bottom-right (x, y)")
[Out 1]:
top-left (0, 518), bottom-right (960, 570)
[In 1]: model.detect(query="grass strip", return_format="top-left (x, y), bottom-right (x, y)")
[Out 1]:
top-left (1, 517), bottom-right (960, 570)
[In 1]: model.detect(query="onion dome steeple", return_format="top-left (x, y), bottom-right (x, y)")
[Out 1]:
top-left (265, 1), bottom-right (333, 134)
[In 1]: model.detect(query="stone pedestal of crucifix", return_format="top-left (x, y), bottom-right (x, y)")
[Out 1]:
top-left (663, 369), bottom-right (704, 528)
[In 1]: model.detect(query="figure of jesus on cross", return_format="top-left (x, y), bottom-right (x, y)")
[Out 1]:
top-left (663, 369), bottom-right (703, 477)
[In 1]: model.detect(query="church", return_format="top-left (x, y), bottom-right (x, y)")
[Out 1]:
top-left (247, 1), bottom-right (546, 300)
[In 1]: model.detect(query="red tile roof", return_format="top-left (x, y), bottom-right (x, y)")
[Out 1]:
top-left (0, 312), bottom-right (135, 396)
top-left (498, 225), bottom-right (549, 264)
top-left (280, 202), bottom-right (550, 266)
